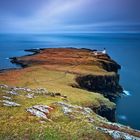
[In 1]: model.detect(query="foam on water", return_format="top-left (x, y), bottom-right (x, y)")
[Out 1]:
top-left (123, 90), bottom-right (131, 96)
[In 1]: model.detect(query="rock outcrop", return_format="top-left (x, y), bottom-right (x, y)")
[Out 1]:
top-left (56, 102), bottom-right (140, 140)
top-left (96, 127), bottom-right (140, 140)
top-left (27, 105), bottom-right (53, 120)
top-left (75, 74), bottom-right (122, 100)
top-left (89, 104), bottom-right (116, 122)
top-left (1, 100), bottom-right (20, 107)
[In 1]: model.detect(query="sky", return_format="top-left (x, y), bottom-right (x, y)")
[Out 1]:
top-left (0, 0), bottom-right (140, 33)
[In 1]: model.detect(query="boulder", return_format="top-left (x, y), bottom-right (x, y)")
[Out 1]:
top-left (27, 105), bottom-right (53, 120)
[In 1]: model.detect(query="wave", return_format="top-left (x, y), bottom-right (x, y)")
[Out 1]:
top-left (123, 90), bottom-right (131, 96)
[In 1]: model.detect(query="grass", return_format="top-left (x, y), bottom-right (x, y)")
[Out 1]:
top-left (0, 66), bottom-right (114, 108)
top-left (0, 87), bottom-right (112, 140)
top-left (0, 65), bottom-right (114, 139)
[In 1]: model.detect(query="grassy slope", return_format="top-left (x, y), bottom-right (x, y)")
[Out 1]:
top-left (0, 66), bottom-right (114, 140)
top-left (0, 66), bottom-right (114, 108)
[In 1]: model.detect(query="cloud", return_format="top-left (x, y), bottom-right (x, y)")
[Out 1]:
top-left (1, 0), bottom-right (84, 32)
top-left (0, 0), bottom-right (140, 33)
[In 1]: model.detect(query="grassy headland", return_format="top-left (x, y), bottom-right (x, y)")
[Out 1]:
top-left (0, 48), bottom-right (139, 140)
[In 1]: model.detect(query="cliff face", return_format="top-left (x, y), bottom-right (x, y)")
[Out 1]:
top-left (75, 73), bottom-right (122, 121)
top-left (75, 74), bottom-right (122, 100)
top-left (99, 59), bottom-right (121, 73)
top-left (88, 103), bottom-right (116, 122)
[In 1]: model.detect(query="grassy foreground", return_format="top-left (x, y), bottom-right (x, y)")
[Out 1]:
top-left (0, 66), bottom-right (113, 140)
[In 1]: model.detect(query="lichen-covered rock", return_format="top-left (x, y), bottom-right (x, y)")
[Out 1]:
top-left (3, 96), bottom-right (12, 100)
top-left (62, 106), bottom-right (73, 114)
top-left (27, 105), bottom-right (53, 120)
top-left (2, 100), bottom-right (20, 107)
top-left (56, 102), bottom-right (94, 123)
top-left (10, 86), bottom-right (48, 94)
top-left (26, 93), bottom-right (34, 99)
top-left (0, 84), bottom-right (9, 89)
top-left (6, 90), bottom-right (18, 95)
top-left (27, 108), bottom-right (48, 119)
top-left (96, 127), bottom-right (140, 140)
top-left (57, 102), bottom-right (93, 114)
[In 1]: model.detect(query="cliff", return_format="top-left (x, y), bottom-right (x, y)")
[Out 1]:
top-left (10, 48), bottom-right (122, 99)
top-left (75, 74), bottom-right (122, 100)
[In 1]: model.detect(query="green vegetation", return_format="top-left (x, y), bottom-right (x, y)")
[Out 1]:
top-left (0, 48), bottom-right (124, 139)
top-left (0, 66), bottom-right (114, 140)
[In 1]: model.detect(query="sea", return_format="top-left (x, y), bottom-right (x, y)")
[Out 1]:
top-left (0, 33), bottom-right (140, 130)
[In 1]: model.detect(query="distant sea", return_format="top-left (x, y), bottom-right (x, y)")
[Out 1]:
top-left (0, 33), bottom-right (140, 130)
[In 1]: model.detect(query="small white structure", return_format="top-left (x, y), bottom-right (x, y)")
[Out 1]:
top-left (93, 48), bottom-right (107, 56)
top-left (102, 48), bottom-right (107, 54)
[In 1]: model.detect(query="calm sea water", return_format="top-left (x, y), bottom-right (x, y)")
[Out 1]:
top-left (0, 33), bottom-right (140, 130)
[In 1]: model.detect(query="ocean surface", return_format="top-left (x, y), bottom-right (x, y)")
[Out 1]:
top-left (0, 33), bottom-right (140, 130)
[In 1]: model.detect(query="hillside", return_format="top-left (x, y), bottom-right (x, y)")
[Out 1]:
top-left (0, 48), bottom-right (140, 140)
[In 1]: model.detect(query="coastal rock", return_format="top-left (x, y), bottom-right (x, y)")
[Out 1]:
top-left (11, 86), bottom-right (48, 95)
top-left (99, 59), bottom-right (121, 73)
top-left (96, 127), bottom-right (140, 140)
top-left (27, 108), bottom-right (48, 119)
top-left (56, 102), bottom-right (94, 121)
top-left (56, 102), bottom-right (96, 123)
top-left (26, 93), bottom-right (34, 99)
top-left (0, 84), bottom-right (9, 89)
top-left (91, 104), bottom-right (116, 122)
top-left (75, 74), bottom-right (123, 100)
top-left (27, 105), bottom-right (53, 120)
top-left (10, 57), bottom-right (28, 68)
top-left (6, 90), bottom-right (18, 95)
top-left (62, 106), bottom-right (73, 114)
top-left (3, 96), bottom-right (12, 100)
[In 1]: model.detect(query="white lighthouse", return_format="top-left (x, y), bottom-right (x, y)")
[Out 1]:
top-left (102, 48), bottom-right (107, 54)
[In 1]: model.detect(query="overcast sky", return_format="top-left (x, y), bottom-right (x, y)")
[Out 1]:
top-left (0, 0), bottom-right (140, 33)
